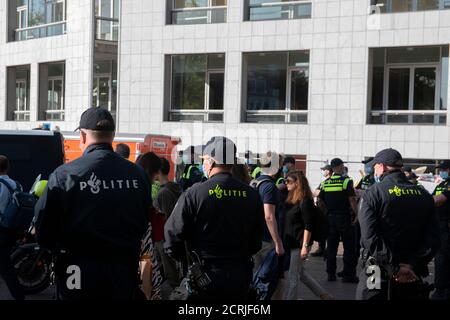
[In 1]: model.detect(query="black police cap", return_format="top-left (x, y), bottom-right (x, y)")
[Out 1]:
top-left (76, 107), bottom-right (115, 132)
top-left (330, 158), bottom-right (345, 168)
top-left (201, 136), bottom-right (237, 165)
top-left (436, 160), bottom-right (450, 170)
top-left (367, 148), bottom-right (403, 168)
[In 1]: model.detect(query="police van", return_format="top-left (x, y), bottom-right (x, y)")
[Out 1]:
top-left (0, 130), bottom-right (65, 191)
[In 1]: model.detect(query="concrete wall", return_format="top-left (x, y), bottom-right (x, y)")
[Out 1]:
top-left (118, 0), bottom-right (450, 186)
top-left (0, 0), bottom-right (94, 131)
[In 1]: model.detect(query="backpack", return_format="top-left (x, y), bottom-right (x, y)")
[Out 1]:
top-left (311, 205), bottom-right (329, 242)
top-left (250, 178), bottom-right (272, 191)
top-left (250, 249), bottom-right (289, 300)
top-left (0, 178), bottom-right (37, 233)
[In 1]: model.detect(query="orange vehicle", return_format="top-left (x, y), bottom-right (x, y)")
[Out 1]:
top-left (63, 133), bottom-right (181, 181)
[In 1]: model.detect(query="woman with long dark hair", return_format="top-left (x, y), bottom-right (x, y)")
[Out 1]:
top-left (284, 171), bottom-right (333, 300)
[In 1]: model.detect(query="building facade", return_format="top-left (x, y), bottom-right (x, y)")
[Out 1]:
top-left (2, 0), bottom-right (450, 185)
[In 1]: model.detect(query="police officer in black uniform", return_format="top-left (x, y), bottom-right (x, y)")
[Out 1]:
top-left (431, 160), bottom-right (450, 300)
top-left (164, 137), bottom-right (264, 300)
top-left (179, 146), bottom-right (204, 192)
top-left (357, 149), bottom-right (440, 300)
top-left (35, 108), bottom-right (152, 300)
top-left (319, 158), bottom-right (359, 283)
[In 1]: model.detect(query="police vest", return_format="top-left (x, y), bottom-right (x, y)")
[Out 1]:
top-left (182, 165), bottom-right (197, 180)
top-left (251, 167), bottom-right (262, 179)
top-left (321, 175), bottom-right (352, 192)
top-left (276, 177), bottom-right (285, 186)
top-left (433, 180), bottom-right (450, 196)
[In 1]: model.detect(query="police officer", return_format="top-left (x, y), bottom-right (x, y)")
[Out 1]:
top-left (431, 160), bottom-right (450, 300)
top-left (356, 158), bottom-right (376, 192)
top-left (179, 146), bottom-right (204, 192)
top-left (319, 158), bottom-right (359, 283)
top-left (35, 108), bottom-right (153, 300)
top-left (357, 149), bottom-right (440, 300)
top-left (164, 137), bottom-right (264, 300)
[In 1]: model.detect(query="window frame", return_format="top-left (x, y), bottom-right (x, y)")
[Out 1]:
top-left (171, 0), bottom-right (227, 25)
top-left (95, 0), bottom-right (120, 41)
top-left (14, 0), bottom-right (66, 41)
top-left (246, 0), bottom-right (312, 22)
top-left (243, 51), bottom-right (310, 124)
top-left (368, 46), bottom-right (447, 125)
top-left (168, 54), bottom-right (225, 123)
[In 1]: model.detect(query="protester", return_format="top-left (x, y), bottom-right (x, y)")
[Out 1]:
top-left (115, 143), bottom-right (131, 160)
top-left (284, 171), bottom-right (333, 300)
top-left (0, 155), bottom-right (25, 300)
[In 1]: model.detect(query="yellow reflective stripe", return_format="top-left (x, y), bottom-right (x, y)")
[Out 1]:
top-left (276, 177), bottom-right (284, 186)
top-left (323, 187), bottom-right (344, 192)
top-left (343, 178), bottom-right (351, 190)
top-left (251, 167), bottom-right (262, 179)
top-left (324, 183), bottom-right (344, 187)
top-left (183, 165), bottom-right (193, 179)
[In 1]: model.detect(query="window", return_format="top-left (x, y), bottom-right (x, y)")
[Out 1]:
top-left (95, 0), bottom-right (120, 41)
top-left (245, 0), bottom-right (312, 22)
top-left (6, 65), bottom-right (31, 121)
top-left (166, 54), bottom-right (225, 122)
top-left (368, 46), bottom-right (449, 125)
top-left (10, 0), bottom-right (66, 42)
top-left (169, 0), bottom-right (227, 25)
top-left (93, 60), bottom-right (118, 118)
top-left (372, 0), bottom-right (450, 13)
top-left (39, 62), bottom-right (65, 121)
top-left (243, 51), bottom-right (309, 123)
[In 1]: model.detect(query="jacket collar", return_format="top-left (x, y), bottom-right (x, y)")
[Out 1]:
top-left (380, 170), bottom-right (405, 182)
top-left (83, 143), bottom-right (114, 156)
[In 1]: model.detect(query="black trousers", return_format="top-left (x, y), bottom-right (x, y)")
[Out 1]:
top-left (434, 216), bottom-right (450, 294)
top-left (55, 255), bottom-right (142, 300)
top-left (188, 261), bottom-right (253, 301)
top-left (326, 214), bottom-right (358, 277)
top-left (0, 228), bottom-right (24, 300)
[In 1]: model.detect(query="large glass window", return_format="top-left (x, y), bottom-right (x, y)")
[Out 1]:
top-left (244, 51), bottom-right (309, 123)
top-left (167, 54), bottom-right (225, 122)
top-left (246, 0), bottom-right (312, 21)
top-left (368, 46), bottom-right (448, 125)
top-left (6, 65), bottom-right (31, 121)
top-left (372, 0), bottom-right (450, 12)
top-left (39, 62), bottom-right (65, 121)
top-left (93, 60), bottom-right (118, 118)
top-left (95, 0), bottom-right (120, 41)
top-left (170, 0), bottom-right (227, 25)
top-left (11, 0), bottom-right (66, 41)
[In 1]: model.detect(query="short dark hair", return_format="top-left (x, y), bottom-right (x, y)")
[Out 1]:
top-left (0, 155), bottom-right (9, 173)
top-left (88, 129), bottom-right (115, 142)
top-left (136, 152), bottom-right (161, 178)
top-left (283, 157), bottom-right (296, 166)
top-left (160, 157), bottom-right (171, 176)
top-left (115, 143), bottom-right (131, 159)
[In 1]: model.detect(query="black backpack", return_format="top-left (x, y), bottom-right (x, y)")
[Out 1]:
top-left (311, 205), bottom-right (329, 242)
top-left (0, 178), bottom-right (37, 233)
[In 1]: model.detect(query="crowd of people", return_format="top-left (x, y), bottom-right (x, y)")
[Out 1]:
top-left (0, 107), bottom-right (449, 301)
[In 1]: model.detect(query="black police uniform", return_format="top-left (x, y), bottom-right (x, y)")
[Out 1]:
top-left (180, 164), bottom-right (204, 191)
top-left (319, 174), bottom-right (358, 280)
top-left (164, 172), bottom-right (265, 300)
top-left (357, 170), bottom-right (440, 300)
top-left (35, 143), bottom-right (152, 300)
top-left (432, 178), bottom-right (450, 298)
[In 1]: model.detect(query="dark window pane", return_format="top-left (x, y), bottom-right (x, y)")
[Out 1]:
top-left (414, 67), bottom-right (436, 111)
top-left (289, 51), bottom-right (309, 67)
top-left (246, 52), bottom-right (287, 111)
top-left (388, 68), bottom-right (410, 111)
top-left (245, 114), bottom-right (286, 123)
top-left (387, 47), bottom-right (440, 63)
top-left (171, 55), bottom-right (207, 110)
top-left (441, 46), bottom-right (449, 110)
top-left (290, 69), bottom-right (309, 110)
top-left (417, 0), bottom-right (440, 10)
top-left (208, 72), bottom-right (224, 110)
top-left (371, 67), bottom-right (384, 111)
top-left (208, 54), bottom-right (225, 69)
